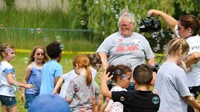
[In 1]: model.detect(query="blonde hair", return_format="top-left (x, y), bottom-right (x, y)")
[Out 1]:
top-left (73, 54), bottom-right (92, 85)
top-left (165, 38), bottom-right (189, 72)
top-left (165, 38), bottom-right (189, 57)
top-left (0, 43), bottom-right (14, 58)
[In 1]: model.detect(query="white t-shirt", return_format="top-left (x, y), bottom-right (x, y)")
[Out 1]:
top-left (0, 62), bottom-right (17, 97)
top-left (105, 86), bottom-right (127, 112)
top-left (186, 34), bottom-right (200, 87)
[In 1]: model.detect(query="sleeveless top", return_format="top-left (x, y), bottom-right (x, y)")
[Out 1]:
top-left (25, 63), bottom-right (42, 94)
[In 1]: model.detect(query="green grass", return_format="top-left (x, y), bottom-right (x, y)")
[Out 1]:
top-left (0, 8), bottom-right (103, 51)
top-left (0, 29), bottom-right (100, 51)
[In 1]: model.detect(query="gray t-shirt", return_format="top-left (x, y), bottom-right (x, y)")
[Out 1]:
top-left (97, 32), bottom-right (154, 70)
top-left (66, 75), bottom-right (99, 112)
top-left (59, 67), bottom-right (97, 98)
top-left (155, 62), bottom-right (191, 112)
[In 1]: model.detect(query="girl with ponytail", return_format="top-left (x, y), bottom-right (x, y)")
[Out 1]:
top-left (65, 54), bottom-right (99, 112)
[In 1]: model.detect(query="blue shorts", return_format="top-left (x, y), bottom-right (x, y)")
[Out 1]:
top-left (0, 95), bottom-right (17, 108)
top-left (24, 94), bottom-right (39, 108)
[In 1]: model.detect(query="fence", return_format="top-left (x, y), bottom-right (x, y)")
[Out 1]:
top-left (0, 27), bottom-right (102, 51)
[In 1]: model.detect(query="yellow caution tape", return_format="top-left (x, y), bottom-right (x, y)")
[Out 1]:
top-left (16, 49), bottom-right (164, 56)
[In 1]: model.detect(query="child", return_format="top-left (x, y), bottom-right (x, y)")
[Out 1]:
top-left (87, 53), bottom-right (102, 78)
top-left (154, 38), bottom-right (200, 112)
top-left (100, 64), bottom-right (160, 112)
top-left (20, 46), bottom-right (48, 109)
top-left (53, 53), bottom-right (101, 98)
top-left (39, 41), bottom-right (63, 95)
top-left (65, 54), bottom-right (99, 112)
top-left (0, 43), bottom-right (34, 112)
top-left (104, 64), bottom-right (132, 112)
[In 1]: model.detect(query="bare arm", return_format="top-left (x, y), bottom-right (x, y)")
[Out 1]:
top-left (147, 58), bottom-right (155, 66)
top-left (21, 65), bottom-right (32, 101)
top-left (53, 77), bottom-right (64, 94)
top-left (7, 74), bottom-right (33, 88)
top-left (182, 96), bottom-right (200, 111)
top-left (147, 58), bottom-right (156, 86)
top-left (98, 52), bottom-right (109, 70)
top-left (185, 52), bottom-right (200, 67)
top-left (99, 71), bottom-right (113, 98)
top-left (54, 76), bottom-right (61, 93)
top-left (148, 9), bottom-right (178, 33)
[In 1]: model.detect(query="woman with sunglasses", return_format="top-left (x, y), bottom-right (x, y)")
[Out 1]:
top-left (148, 9), bottom-right (200, 112)
top-left (20, 46), bottom-right (48, 109)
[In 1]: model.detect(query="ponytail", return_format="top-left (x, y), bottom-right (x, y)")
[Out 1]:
top-left (86, 65), bottom-right (92, 85)
top-left (73, 54), bottom-right (92, 86)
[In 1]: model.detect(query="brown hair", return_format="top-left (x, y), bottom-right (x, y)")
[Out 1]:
top-left (0, 43), bottom-right (14, 58)
top-left (107, 64), bottom-right (132, 83)
top-left (87, 53), bottom-right (102, 68)
top-left (133, 64), bottom-right (152, 85)
top-left (73, 54), bottom-right (92, 85)
top-left (179, 15), bottom-right (200, 36)
top-left (28, 46), bottom-right (49, 64)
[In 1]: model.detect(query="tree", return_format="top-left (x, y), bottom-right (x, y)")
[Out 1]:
top-left (175, 0), bottom-right (200, 18)
top-left (67, 0), bottom-right (175, 40)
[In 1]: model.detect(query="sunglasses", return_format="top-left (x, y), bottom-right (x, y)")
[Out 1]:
top-left (177, 26), bottom-right (185, 30)
top-left (36, 53), bottom-right (44, 56)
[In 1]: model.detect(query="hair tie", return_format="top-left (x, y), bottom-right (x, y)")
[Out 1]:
top-left (121, 74), bottom-right (126, 79)
top-left (116, 69), bottom-right (121, 75)
top-left (4, 48), bottom-right (10, 53)
top-left (59, 44), bottom-right (64, 50)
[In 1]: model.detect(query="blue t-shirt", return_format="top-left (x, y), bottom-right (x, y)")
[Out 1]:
top-left (40, 60), bottom-right (62, 95)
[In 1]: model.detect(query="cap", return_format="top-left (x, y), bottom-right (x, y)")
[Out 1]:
top-left (28, 94), bottom-right (70, 112)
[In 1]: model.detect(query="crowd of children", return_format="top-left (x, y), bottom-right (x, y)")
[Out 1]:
top-left (1, 38), bottom-right (200, 112)
top-left (0, 42), bottom-right (105, 112)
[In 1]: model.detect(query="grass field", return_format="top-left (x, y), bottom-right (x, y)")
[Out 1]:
top-left (0, 52), bottom-right (163, 112)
